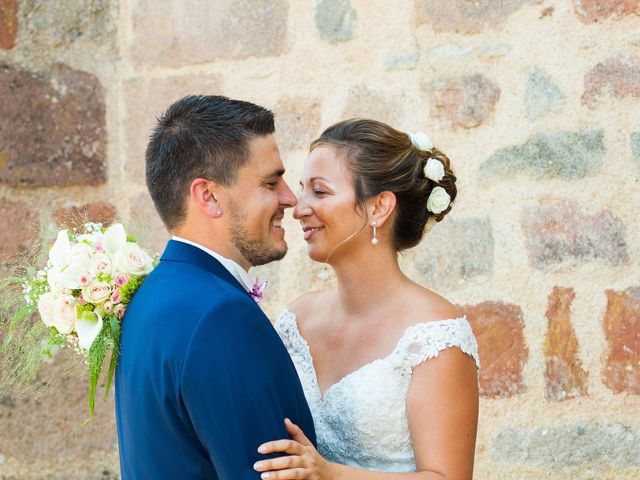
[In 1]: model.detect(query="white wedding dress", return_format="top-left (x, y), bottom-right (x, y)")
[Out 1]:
top-left (275, 309), bottom-right (480, 472)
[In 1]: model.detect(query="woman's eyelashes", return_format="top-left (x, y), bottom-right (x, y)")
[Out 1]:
top-left (299, 181), bottom-right (330, 197)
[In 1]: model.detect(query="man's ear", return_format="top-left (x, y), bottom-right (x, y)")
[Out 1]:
top-left (367, 191), bottom-right (396, 227)
top-left (190, 178), bottom-right (224, 218)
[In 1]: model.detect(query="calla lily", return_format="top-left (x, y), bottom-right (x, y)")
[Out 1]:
top-left (47, 266), bottom-right (61, 290)
top-left (57, 264), bottom-right (87, 290)
top-left (76, 310), bottom-right (104, 350)
top-left (49, 230), bottom-right (71, 267)
top-left (103, 224), bottom-right (127, 255)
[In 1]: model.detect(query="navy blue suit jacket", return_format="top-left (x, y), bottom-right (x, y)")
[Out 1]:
top-left (115, 240), bottom-right (316, 479)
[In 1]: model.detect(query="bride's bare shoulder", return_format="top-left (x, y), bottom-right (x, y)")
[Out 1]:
top-left (287, 290), bottom-right (334, 320)
top-left (409, 283), bottom-right (464, 323)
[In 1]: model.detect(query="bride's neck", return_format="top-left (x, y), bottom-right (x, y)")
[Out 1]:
top-left (331, 245), bottom-right (407, 319)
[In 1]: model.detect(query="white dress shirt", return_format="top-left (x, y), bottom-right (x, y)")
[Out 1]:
top-left (171, 236), bottom-right (254, 293)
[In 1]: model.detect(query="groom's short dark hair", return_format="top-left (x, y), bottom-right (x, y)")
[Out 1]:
top-left (145, 95), bottom-right (275, 230)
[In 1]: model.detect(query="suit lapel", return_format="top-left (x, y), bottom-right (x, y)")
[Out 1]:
top-left (159, 240), bottom-right (251, 298)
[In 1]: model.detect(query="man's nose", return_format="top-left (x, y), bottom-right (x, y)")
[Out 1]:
top-left (280, 180), bottom-right (297, 208)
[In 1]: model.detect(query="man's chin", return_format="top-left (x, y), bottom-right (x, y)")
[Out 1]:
top-left (249, 244), bottom-right (287, 267)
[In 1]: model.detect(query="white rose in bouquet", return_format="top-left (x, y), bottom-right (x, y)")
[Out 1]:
top-left (115, 243), bottom-right (154, 276)
top-left (37, 292), bottom-right (56, 327)
top-left (82, 280), bottom-right (112, 305)
top-left (52, 294), bottom-right (78, 334)
top-left (69, 243), bottom-right (93, 269)
top-left (89, 253), bottom-right (113, 278)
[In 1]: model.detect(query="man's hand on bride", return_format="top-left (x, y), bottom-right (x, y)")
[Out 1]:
top-left (254, 418), bottom-right (335, 479)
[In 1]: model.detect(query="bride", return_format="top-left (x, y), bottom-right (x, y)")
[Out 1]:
top-left (254, 119), bottom-right (480, 479)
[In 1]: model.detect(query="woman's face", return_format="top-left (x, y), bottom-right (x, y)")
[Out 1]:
top-left (293, 145), bottom-right (369, 263)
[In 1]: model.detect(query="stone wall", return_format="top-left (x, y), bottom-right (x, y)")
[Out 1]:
top-left (0, 1), bottom-right (639, 478)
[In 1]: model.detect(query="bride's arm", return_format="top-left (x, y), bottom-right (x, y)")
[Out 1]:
top-left (254, 348), bottom-right (479, 480)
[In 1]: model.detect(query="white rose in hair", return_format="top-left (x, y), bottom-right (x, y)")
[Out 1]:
top-left (426, 186), bottom-right (451, 214)
top-left (52, 294), bottom-right (78, 334)
top-left (409, 131), bottom-right (433, 151)
top-left (115, 243), bottom-right (154, 276)
top-left (82, 280), bottom-right (112, 305)
top-left (423, 158), bottom-right (445, 182)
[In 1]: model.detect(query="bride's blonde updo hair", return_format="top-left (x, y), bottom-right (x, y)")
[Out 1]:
top-left (310, 118), bottom-right (457, 251)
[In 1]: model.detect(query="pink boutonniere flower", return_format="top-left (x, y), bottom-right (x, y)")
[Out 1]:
top-left (250, 278), bottom-right (268, 303)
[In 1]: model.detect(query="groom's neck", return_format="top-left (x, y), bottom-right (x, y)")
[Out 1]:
top-left (171, 225), bottom-right (251, 271)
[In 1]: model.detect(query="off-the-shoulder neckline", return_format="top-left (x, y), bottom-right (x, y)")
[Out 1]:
top-left (278, 308), bottom-right (471, 402)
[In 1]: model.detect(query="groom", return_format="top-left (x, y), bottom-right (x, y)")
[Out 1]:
top-left (115, 95), bottom-right (316, 479)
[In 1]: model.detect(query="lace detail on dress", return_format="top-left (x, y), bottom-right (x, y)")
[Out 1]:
top-left (397, 319), bottom-right (480, 373)
top-left (275, 309), bottom-right (480, 472)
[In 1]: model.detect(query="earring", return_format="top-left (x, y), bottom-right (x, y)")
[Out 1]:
top-left (371, 221), bottom-right (378, 245)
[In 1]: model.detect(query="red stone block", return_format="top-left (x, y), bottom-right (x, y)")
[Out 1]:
top-left (0, 0), bottom-right (17, 49)
top-left (423, 74), bottom-right (501, 129)
top-left (582, 55), bottom-right (640, 107)
top-left (575, 0), bottom-right (640, 23)
top-left (603, 287), bottom-right (640, 394)
top-left (544, 287), bottom-right (588, 401)
top-left (0, 63), bottom-right (106, 186)
top-left (462, 301), bottom-right (528, 398)
top-left (53, 202), bottom-right (117, 230)
top-left (0, 197), bottom-right (38, 260)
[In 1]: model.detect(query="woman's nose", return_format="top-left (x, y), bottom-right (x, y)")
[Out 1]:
top-left (293, 193), bottom-right (311, 220)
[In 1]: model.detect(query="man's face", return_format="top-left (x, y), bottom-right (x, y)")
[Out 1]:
top-left (226, 134), bottom-right (297, 267)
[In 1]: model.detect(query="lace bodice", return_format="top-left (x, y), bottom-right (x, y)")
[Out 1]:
top-left (275, 309), bottom-right (480, 472)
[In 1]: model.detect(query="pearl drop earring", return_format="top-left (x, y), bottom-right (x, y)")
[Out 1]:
top-left (371, 221), bottom-right (378, 245)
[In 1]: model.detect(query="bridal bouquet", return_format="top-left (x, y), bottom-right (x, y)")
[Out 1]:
top-left (11, 222), bottom-right (156, 420)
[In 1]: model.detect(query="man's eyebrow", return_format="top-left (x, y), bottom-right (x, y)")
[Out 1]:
top-left (264, 168), bottom-right (286, 179)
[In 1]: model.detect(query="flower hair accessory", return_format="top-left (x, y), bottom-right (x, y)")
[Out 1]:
top-left (427, 186), bottom-right (451, 214)
top-left (423, 157), bottom-right (445, 182)
top-left (408, 131), bottom-right (433, 151)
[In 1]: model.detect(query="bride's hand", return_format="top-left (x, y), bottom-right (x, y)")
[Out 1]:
top-left (254, 418), bottom-right (334, 479)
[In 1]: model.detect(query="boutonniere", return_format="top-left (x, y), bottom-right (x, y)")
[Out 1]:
top-left (250, 278), bottom-right (268, 303)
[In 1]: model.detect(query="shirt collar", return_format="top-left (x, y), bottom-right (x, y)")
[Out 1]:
top-left (171, 236), bottom-right (254, 292)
